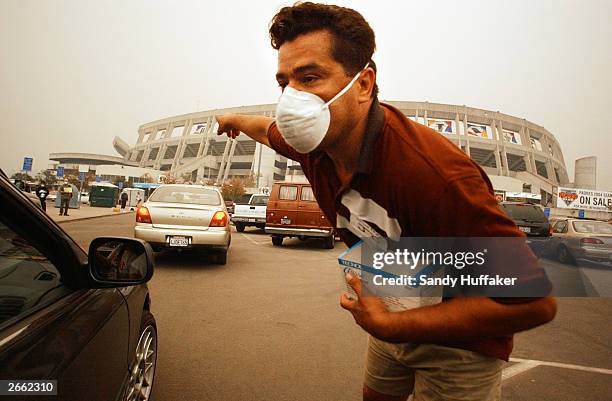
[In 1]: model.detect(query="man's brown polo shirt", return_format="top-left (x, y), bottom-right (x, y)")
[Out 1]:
top-left (267, 99), bottom-right (550, 361)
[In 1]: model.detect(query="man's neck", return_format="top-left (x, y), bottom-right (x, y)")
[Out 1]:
top-left (325, 100), bottom-right (372, 177)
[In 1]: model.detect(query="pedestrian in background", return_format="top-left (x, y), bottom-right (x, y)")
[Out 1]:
top-left (120, 191), bottom-right (128, 211)
top-left (35, 181), bottom-right (49, 212)
top-left (59, 180), bottom-right (73, 216)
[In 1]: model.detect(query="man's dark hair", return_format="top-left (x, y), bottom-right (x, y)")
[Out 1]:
top-left (269, 2), bottom-right (378, 98)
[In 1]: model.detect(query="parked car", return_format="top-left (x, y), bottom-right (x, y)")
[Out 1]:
top-left (500, 202), bottom-right (551, 255)
top-left (0, 169), bottom-right (157, 401)
top-left (231, 194), bottom-right (269, 232)
top-left (265, 182), bottom-right (335, 248)
top-left (47, 191), bottom-right (57, 203)
top-left (548, 218), bottom-right (612, 266)
top-left (80, 191), bottom-right (89, 204)
top-left (134, 184), bottom-right (230, 264)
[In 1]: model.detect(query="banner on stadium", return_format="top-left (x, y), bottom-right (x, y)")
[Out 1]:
top-left (503, 130), bottom-right (522, 145)
top-left (466, 123), bottom-right (493, 139)
top-left (427, 118), bottom-right (454, 134)
top-left (556, 187), bottom-right (612, 212)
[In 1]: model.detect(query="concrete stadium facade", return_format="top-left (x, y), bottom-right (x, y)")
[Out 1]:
top-left (113, 101), bottom-right (569, 202)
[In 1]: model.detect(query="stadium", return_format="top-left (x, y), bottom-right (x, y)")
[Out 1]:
top-left (106, 101), bottom-right (569, 204)
top-left (50, 101), bottom-right (572, 207)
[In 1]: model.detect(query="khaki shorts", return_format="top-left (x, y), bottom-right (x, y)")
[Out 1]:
top-left (364, 336), bottom-right (505, 401)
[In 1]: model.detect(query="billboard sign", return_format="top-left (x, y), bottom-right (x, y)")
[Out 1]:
top-left (22, 157), bottom-right (33, 172)
top-left (503, 130), bottom-right (522, 145)
top-left (79, 172), bottom-right (86, 182)
top-left (56, 166), bottom-right (64, 178)
top-left (557, 187), bottom-right (612, 212)
top-left (78, 165), bottom-right (89, 173)
top-left (466, 123), bottom-right (492, 139)
top-left (426, 118), bottom-right (454, 134)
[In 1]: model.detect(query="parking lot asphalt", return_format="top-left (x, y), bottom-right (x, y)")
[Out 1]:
top-left (61, 213), bottom-right (612, 401)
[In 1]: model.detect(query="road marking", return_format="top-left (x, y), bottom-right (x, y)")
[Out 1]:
top-left (240, 233), bottom-right (268, 246)
top-left (502, 359), bottom-right (540, 380)
top-left (508, 357), bottom-right (612, 376)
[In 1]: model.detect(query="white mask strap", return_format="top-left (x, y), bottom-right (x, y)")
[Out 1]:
top-left (325, 62), bottom-right (370, 107)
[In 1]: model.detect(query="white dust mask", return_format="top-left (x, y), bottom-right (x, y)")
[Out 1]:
top-left (275, 63), bottom-right (369, 153)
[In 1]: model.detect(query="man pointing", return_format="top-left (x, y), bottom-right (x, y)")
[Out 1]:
top-left (216, 3), bottom-right (556, 400)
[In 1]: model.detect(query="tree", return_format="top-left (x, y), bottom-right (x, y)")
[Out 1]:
top-left (160, 174), bottom-right (176, 184)
top-left (181, 172), bottom-right (192, 183)
top-left (36, 169), bottom-right (57, 185)
top-left (221, 176), bottom-right (246, 201)
top-left (11, 172), bottom-right (35, 182)
top-left (140, 173), bottom-right (155, 183)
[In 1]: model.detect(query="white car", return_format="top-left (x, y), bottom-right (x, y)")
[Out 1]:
top-left (134, 184), bottom-right (231, 264)
top-left (80, 192), bottom-right (90, 204)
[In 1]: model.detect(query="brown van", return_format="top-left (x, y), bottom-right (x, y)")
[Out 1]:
top-left (265, 182), bottom-right (335, 248)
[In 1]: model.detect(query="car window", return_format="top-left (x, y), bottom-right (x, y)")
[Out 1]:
top-left (148, 186), bottom-right (221, 205)
top-left (251, 196), bottom-right (269, 206)
top-left (553, 221), bottom-right (568, 233)
top-left (279, 186), bottom-right (298, 201)
top-left (572, 221), bottom-right (612, 234)
top-left (501, 204), bottom-right (548, 222)
top-left (300, 186), bottom-right (316, 201)
top-left (0, 220), bottom-right (70, 328)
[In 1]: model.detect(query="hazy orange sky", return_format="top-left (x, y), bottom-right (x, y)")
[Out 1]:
top-left (1, 0), bottom-right (610, 189)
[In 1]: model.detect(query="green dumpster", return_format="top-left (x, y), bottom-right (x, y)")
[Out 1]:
top-left (89, 184), bottom-right (119, 208)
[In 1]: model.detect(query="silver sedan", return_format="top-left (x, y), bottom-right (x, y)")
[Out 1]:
top-left (134, 184), bottom-right (231, 264)
top-left (548, 218), bottom-right (612, 266)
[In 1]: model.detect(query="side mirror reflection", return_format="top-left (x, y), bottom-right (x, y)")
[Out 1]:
top-left (89, 237), bottom-right (154, 286)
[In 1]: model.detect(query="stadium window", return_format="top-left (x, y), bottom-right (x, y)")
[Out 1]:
top-left (182, 143), bottom-right (200, 158)
top-left (163, 145), bottom-right (178, 159)
top-left (169, 125), bottom-right (185, 138)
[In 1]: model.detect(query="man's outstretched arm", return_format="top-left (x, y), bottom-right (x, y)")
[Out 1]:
top-left (216, 114), bottom-right (274, 147)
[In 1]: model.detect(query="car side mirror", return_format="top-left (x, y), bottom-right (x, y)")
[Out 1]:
top-left (88, 237), bottom-right (154, 287)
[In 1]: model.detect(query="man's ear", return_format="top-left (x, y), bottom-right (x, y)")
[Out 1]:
top-left (357, 67), bottom-right (376, 103)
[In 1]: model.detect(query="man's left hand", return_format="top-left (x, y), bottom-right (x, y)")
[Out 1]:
top-left (340, 273), bottom-right (394, 340)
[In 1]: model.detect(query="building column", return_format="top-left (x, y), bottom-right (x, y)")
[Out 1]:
top-left (463, 111), bottom-right (471, 157)
top-left (172, 121), bottom-right (193, 170)
top-left (153, 123), bottom-right (171, 170)
top-left (494, 145), bottom-right (503, 175)
top-left (137, 131), bottom-right (146, 145)
top-left (198, 116), bottom-right (213, 158)
top-left (455, 112), bottom-right (462, 149)
top-left (216, 139), bottom-right (232, 183)
top-left (222, 139), bottom-right (238, 182)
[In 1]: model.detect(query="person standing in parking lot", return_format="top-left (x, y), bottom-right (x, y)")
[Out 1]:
top-left (216, 3), bottom-right (556, 400)
top-left (59, 180), bottom-right (73, 216)
top-left (120, 191), bottom-right (129, 211)
top-left (35, 181), bottom-right (49, 212)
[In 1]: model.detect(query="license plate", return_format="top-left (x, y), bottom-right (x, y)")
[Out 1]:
top-left (169, 236), bottom-right (189, 247)
top-left (248, 218), bottom-right (256, 222)
top-left (519, 226), bottom-right (531, 233)
top-left (281, 218), bottom-right (291, 225)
